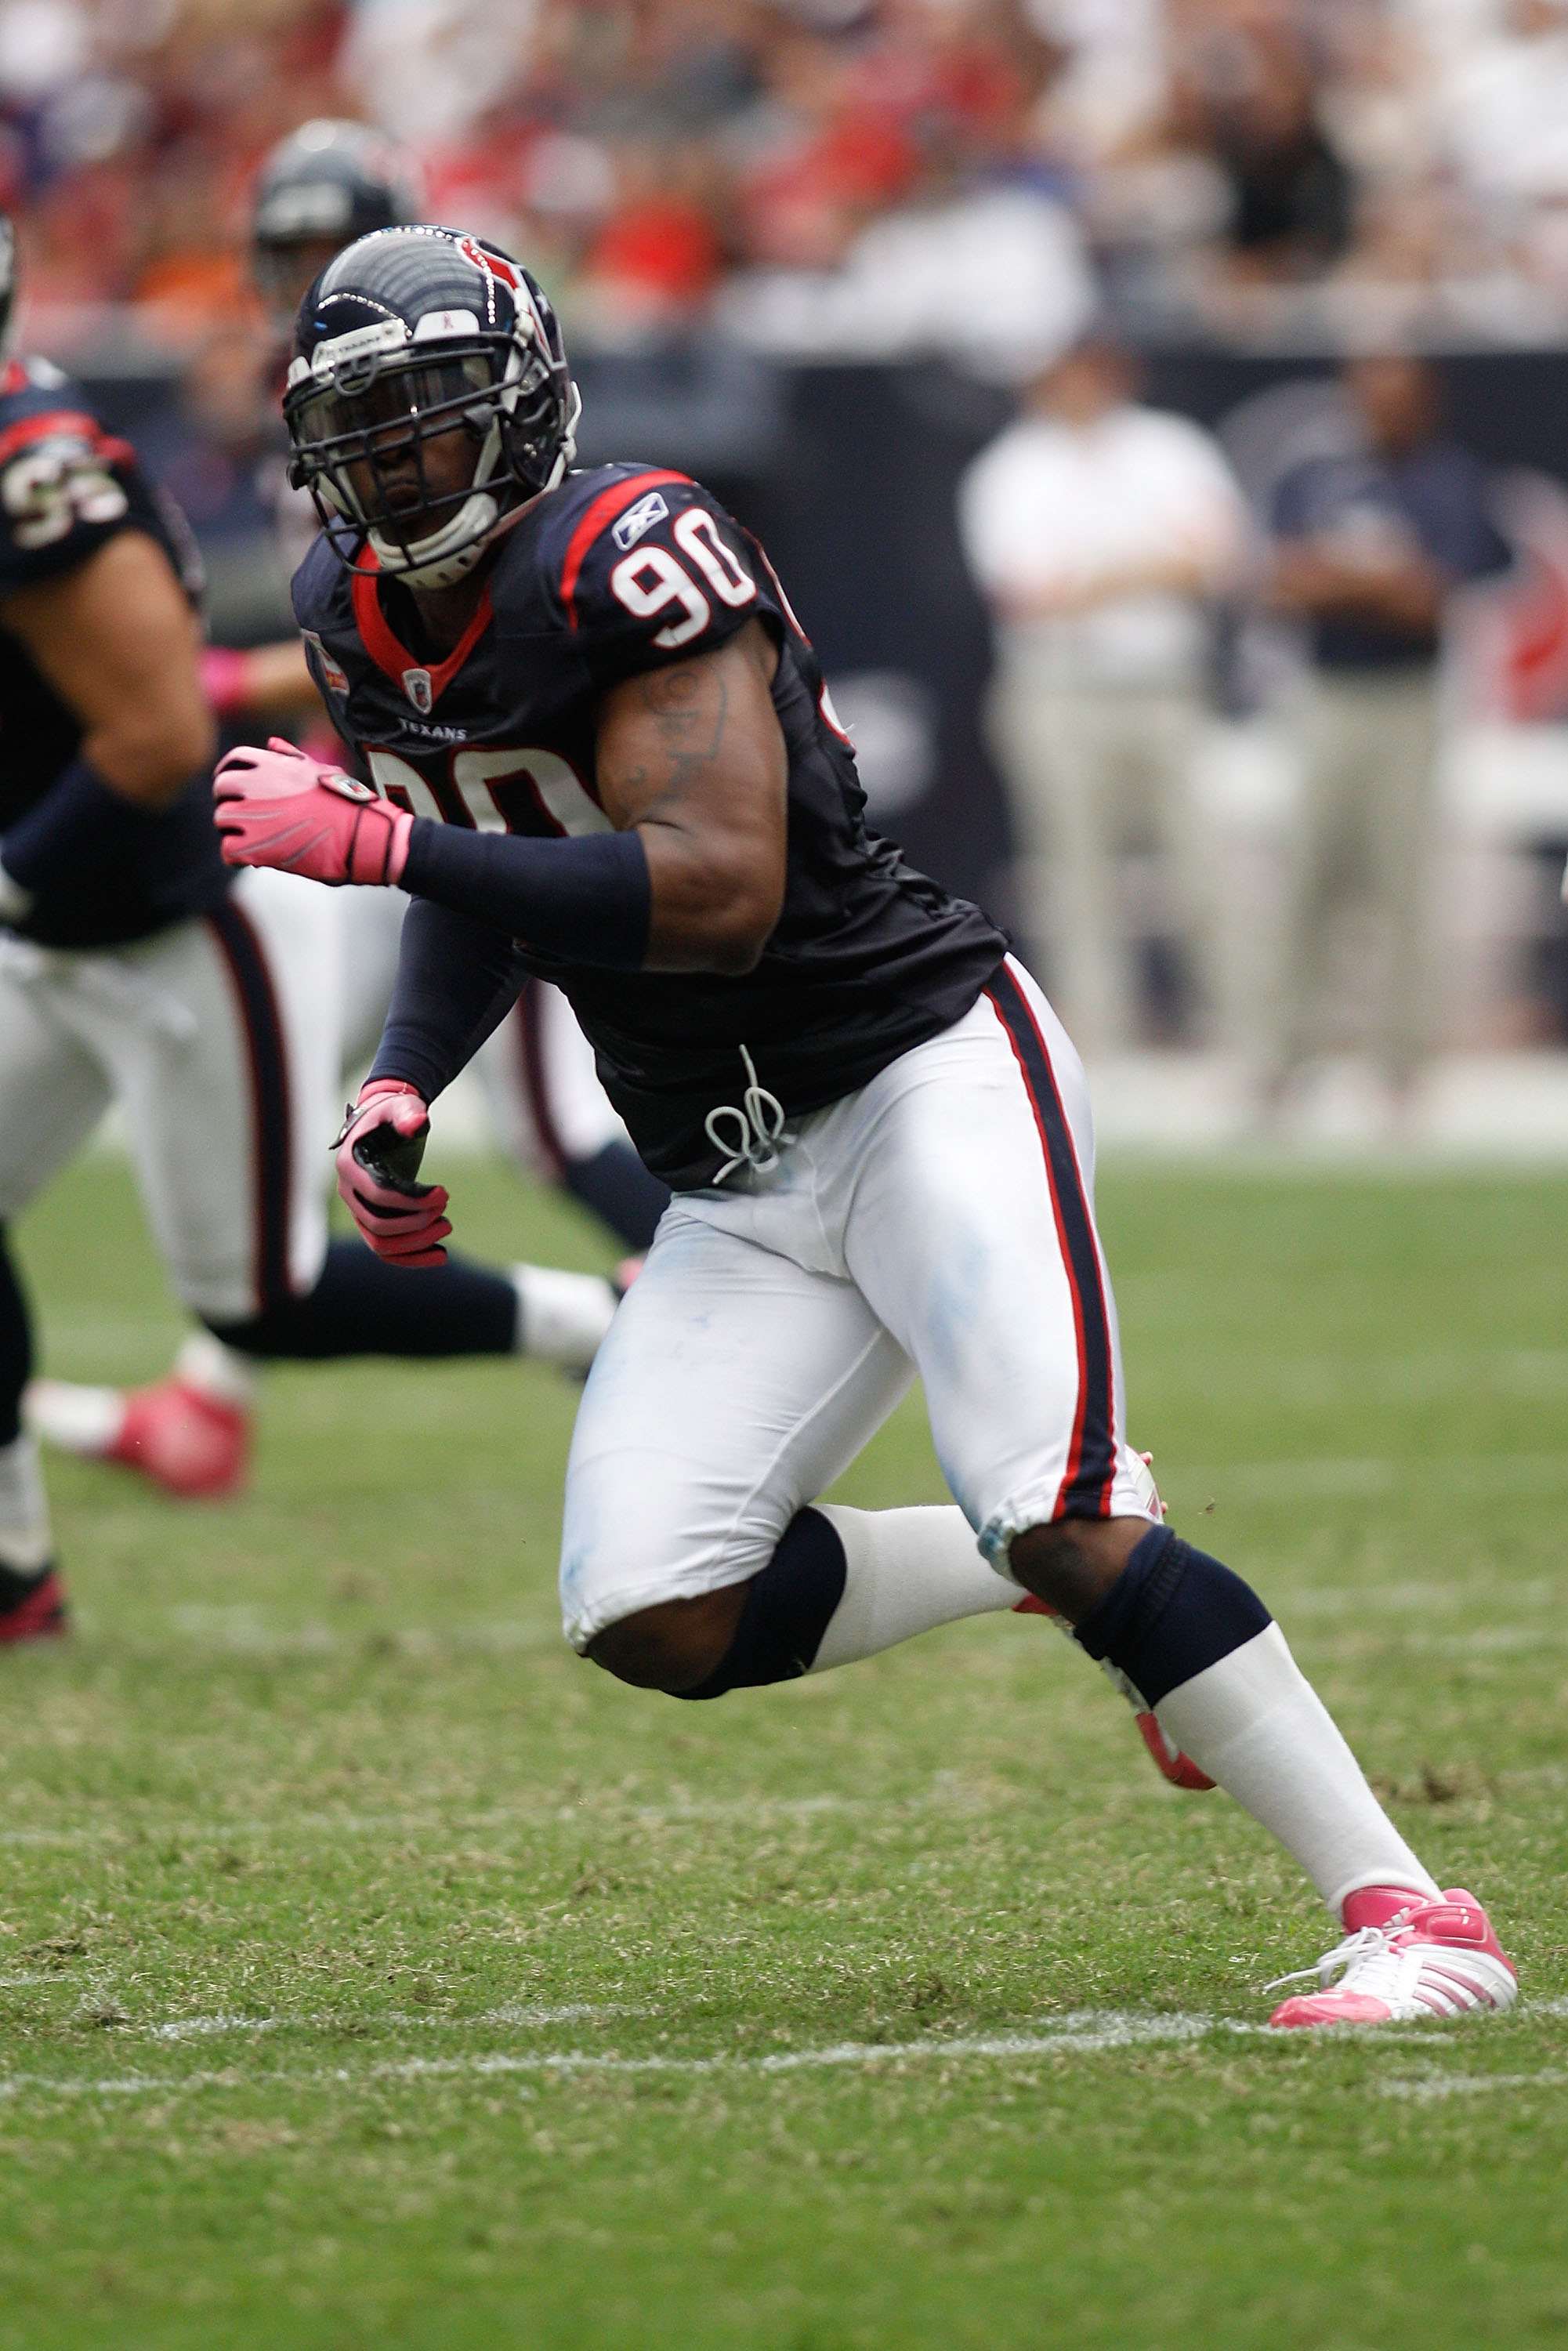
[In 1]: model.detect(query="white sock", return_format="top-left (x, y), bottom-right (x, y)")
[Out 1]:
top-left (511, 1264), bottom-right (618, 1373)
top-left (1154, 1624), bottom-right (1440, 1917)
top-left (172, 1331), bottom-right (258, 1409)
top-left (808, 1503), bottom-right (1018, 1672)
top-left (0, 1433), bottom-right (52, 1573)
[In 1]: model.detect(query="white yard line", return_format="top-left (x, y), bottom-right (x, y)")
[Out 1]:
top-left (2, 2002), bottom-right (1537, 2104)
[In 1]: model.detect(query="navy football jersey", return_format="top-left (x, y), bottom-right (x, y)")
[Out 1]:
top-left (293, 462), bottom-right (1006, 1188)
top-left (0, 357), bottom-right (226, 948)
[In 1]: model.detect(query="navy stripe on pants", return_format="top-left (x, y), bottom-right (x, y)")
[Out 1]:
top-left (208, 898), bottom-right (293, 1313)
top-left (983, 965), bottom-right (1117, 1518)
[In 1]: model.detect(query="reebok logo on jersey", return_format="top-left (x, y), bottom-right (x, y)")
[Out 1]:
top-left (612, 491), bottom-right (668, 552)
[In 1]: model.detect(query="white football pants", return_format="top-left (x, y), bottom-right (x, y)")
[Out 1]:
top-left (559, 957), bottom-right (1156, 1650)
top-left (0, 868), bottom-right (337, 1320)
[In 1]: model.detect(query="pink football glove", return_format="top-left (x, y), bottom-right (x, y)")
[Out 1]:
top-left (335, 1082), bottom-right (451, 1267)
top-left (213, 737), bottom-right (412, 886)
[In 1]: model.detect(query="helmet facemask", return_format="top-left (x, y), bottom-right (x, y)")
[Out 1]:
top-left (284, 335), bottom-right (578, 589)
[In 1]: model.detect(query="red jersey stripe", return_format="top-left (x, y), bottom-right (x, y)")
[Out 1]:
top-left (349, 542), bottom-right (494, 707)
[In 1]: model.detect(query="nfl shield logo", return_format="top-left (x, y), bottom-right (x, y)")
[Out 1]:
top-left (402, 667), bottom-right (433, 715)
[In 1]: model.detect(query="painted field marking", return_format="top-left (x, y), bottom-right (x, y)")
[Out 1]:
top-left (135, 2003), bottom-right (646, 2045)
top-left (4, 2003), bottom-right (1554, 2106)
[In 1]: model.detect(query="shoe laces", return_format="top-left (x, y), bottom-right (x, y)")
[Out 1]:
top-left (704, 1045), bottom-right (795, 1185)
top-left (1264, 1911), bottom-right (1420, 1998)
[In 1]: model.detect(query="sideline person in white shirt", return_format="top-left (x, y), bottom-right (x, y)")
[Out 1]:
top-left (958, 335), bottom-right (1249, 1059)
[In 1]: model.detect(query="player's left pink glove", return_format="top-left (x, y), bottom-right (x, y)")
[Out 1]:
top-left (335, 1081), bottom-right (451, 1267)
top-left (213, 737), bottom-right (412, 886)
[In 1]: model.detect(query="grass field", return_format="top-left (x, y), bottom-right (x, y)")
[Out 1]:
top-left (1, 1149), bottom-right (1565, 2350)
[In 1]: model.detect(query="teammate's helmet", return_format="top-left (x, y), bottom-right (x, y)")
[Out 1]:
top-left (284, 226), bottom-right (580, 591)
top-left (252, 119), bottom-right (424, 313)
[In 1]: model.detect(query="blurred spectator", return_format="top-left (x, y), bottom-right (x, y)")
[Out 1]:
top-left (1439, 0), bottom-right (1568, 302)
top-left (1260, 353), bottom-right (1513, 1109)
top-left (721, 5), bottom-right (1091, 375)
top-left (1167, 0), bottom-right (1353, 283)
top-left (958, 329), bottom-right (1248, 1053)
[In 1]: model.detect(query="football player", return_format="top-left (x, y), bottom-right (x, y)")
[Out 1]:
top-left (218, 223), bottom-right (1519, 2028)
top-left (28, 122), bottom-right (668, 1495)
top-left (0, 215), bottom-right (624, 1599)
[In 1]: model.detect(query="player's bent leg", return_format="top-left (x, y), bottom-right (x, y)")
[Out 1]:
top-left (563, 1204), bottom-right (941, 1672)
top-left (205, 1243), bottom-right (618, 1371)
top-left (588, 1502), bottom-right (1023, 1694)
top-left (31, 1246), bottom-right (625, 1501)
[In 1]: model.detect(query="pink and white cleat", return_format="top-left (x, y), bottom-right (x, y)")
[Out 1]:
top-left (1267, 1889), bottom-right (1518, 2027)
top-left (25, 1334), bottom-right (254, 1501)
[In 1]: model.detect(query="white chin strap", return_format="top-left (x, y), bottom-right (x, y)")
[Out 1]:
top-left (368, 487), bottom-right (502, 589)
top-left (364, 379), bottom-right (581, 590)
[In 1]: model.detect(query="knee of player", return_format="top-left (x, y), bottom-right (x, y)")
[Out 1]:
top-left (1009, 1513), bottom-right (1150, 1625)
top-left (585, 1585), bottom-right (749, 1694)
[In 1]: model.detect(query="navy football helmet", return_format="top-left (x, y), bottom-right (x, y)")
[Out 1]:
top-left (284, 226), bottom-right (580, 589)
top-left (252, 120), bottom-right (424, 316)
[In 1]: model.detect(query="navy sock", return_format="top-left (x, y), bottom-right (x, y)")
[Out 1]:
top-left (563, 1142), bottom-right (670, 1255)
top-left (1071, 1525), bottom-right (1272, 1708)
top-left (0, 1228), bottom-right (32, 1447)
top-left (206, 1238), bottom-right (517, 1360)
top-left (675, 1508), bottom-right (848, 1701)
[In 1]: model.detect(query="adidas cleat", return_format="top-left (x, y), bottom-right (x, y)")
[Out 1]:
top-left (26, 1374), bottom-right (251, 1499)
top-left (1267, 1890), bottom-right (1517, 2027)
top-left (1012, 1592), bottom-right (1215, 1791)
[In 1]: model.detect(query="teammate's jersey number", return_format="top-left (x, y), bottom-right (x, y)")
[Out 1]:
top-left (607, 509), bottom-right (757, 649)
top-left (2, 433), bottom-right (128, 551)
top-left (368, 745), bottom-right (610, 837)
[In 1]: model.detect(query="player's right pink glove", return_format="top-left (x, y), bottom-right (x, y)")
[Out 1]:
top-left (213, 737), bottom-right (412, 886)
top-left (334, 1081), bottom-right (451, 1266)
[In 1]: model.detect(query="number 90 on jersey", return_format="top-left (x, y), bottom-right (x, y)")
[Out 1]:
top-left (367, 745), bottom-right (612, 839)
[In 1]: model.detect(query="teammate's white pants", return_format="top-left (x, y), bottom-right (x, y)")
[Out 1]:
top-left (0, 868), bottom-right (336, 1320)
top-left (559, 958), bottom-right (1155, 1650)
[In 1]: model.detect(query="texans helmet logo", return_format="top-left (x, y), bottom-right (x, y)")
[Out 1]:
top-left (458, 234), bottom-right (519, 293)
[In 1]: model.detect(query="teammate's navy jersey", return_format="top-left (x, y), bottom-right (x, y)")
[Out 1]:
top-left (293, 462), bottom-right (1006, 1187)
top-left (0, 357), bottom-right (227, 948)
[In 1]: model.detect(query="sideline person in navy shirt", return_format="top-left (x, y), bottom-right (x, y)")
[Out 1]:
top-left (1260, 354), bottom-right (1510, 1113)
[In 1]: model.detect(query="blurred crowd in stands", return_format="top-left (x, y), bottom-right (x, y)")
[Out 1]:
top-left (7, 0), bottom-right (1568, 1075)
top-left (11, 0), bottom-right (1568, 372)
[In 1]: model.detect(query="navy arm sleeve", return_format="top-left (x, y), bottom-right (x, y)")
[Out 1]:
top-left (397, 819), bottom-right (651, 971)
top-left (368, 897), bottom-right (531, 1102)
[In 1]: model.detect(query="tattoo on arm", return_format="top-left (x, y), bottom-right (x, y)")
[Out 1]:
top-left (607, 662), bottom-right (730, 820)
